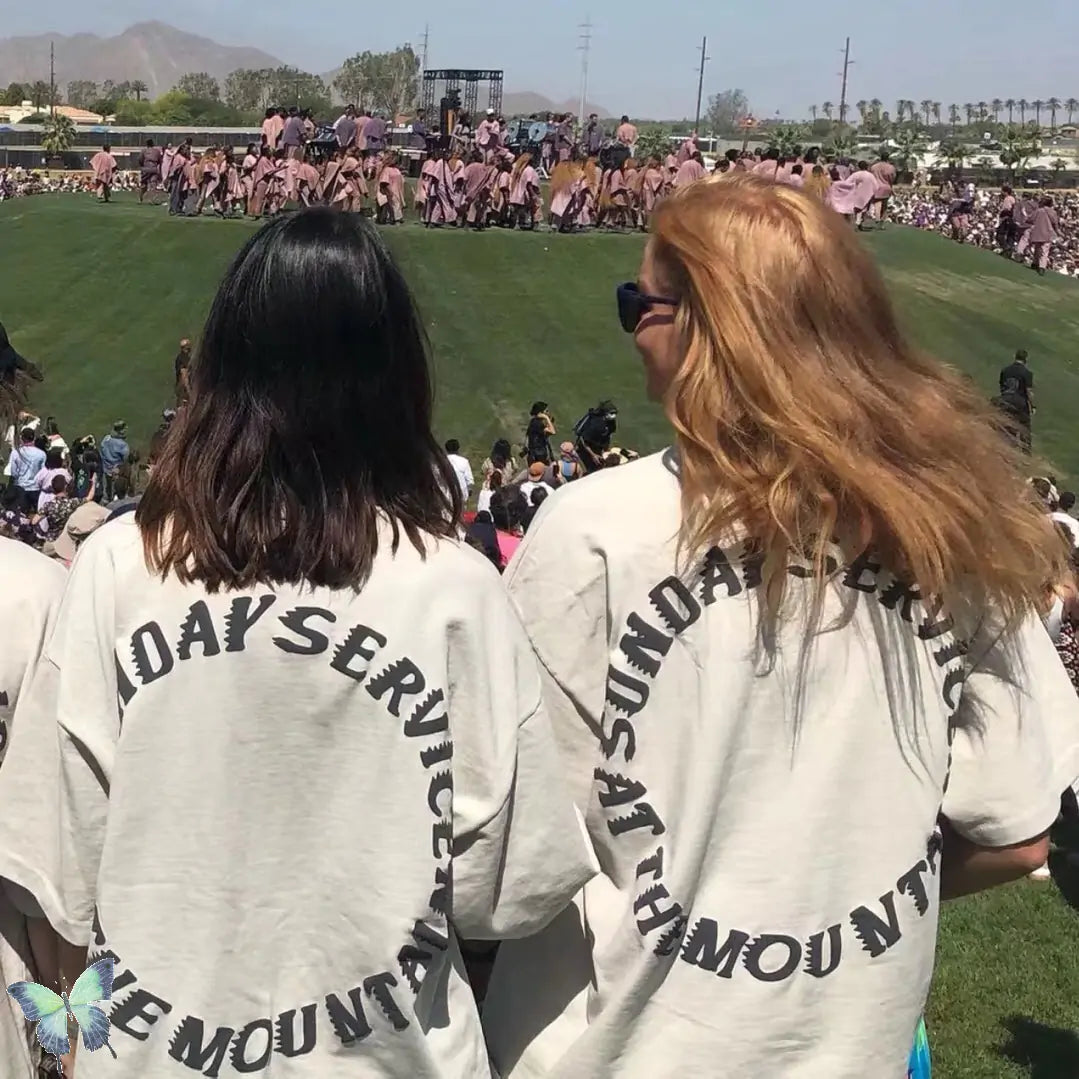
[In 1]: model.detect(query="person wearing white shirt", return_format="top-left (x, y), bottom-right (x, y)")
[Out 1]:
top-left (444, 439), bottom-right (474, 502)
top-left (519, 460), bottom-right (555, 504)
top-left (1051, 491), bottom-right (1079, 548)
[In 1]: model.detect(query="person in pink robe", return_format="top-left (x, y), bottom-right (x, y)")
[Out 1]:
top-left (193, 149), bottom-right (221, 216)
top-left (459, 153), bottom-right (494, 229)
top-left (676, 134), bottom-right (698, 164)
top-left (248, 147), bottom-right (274, 217)
top-left (605, 162), bottom-right (629, 228)
top-left (160, 144), bottom-right (176, 186)
top-left (448, 155), bottom-right (466, 216)
top-left (1016, 196), bottom-right (1059, 274)
top-left (490, 161), bottom-right (512, 226)
top-left (90, 145), bottom-right (117, 202)
top-left (623, 161), bottom-right (641, 228)
top-left (240, 143), bottom-right (259, 210)
top-left (376, 154), bottom-right (405, 224)
top-left (673, 153), bottom-right (706, 188)
top-left (639, 159), bottom-right (664, 227)
top-left (261, 108), bottom-right (284, 150)
top-left (868, 154), bottom-right (898, 229)
top-left (415, 153), bottom-right (437, 219)
top-left (424, 153), bottom-right (458, 227)
top-left (508, 153), bottom-right (540, 229)
top-left (826, 164), bottom-right (878, 225)
top-left (222, 150), bottom-right (244, 214)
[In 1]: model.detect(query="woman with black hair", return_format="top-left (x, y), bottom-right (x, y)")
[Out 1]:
top-left (0, 209), bottom-right (593, 1079)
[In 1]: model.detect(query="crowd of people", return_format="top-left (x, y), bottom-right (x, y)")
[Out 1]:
top-left (890, 184), bottom-right (1079, 274)
top-left (2, 176), bottom-right (1079, 1079)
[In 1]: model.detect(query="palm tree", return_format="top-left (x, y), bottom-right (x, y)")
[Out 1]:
top-left (976, 100), bottom-right (988, 123)
top-left (948, 104), bottom-right (961, 131)
top-left (896, 99), bottom-right (906, 123)
top-left (855, 99), bottom-right (868, 126)
top-left (1018, 98), bottom-right (1029, 124)
top-left (809, 104), bottom-right (818, 122)
top-left (29, 80), bottom-right (51, 109)
top-left (869, 98), bottom-right (883, 123)
top-left (932, 102), bottom-right (942, 127)
top-left (821, 101), bottom-right (834, 120)
top-left (963, 102), bottom-right (974, 127)
top-left (41, 112), bottom-right (75, 157)
top-left (991, 98), bottom-right (1003, 122)
top-left (1005, 98), bottom-right (1016, 124)
top-left (1067, 98), bottom-right (1079, 125)
top-left (920, 99), bottom-right (933, 126)
top-left (131, 80), bottom-right (148, 102)
top-left (1032, 98), bottom-right (1044, 125)
top-left (1047, 96), bottom-right (1061, 131)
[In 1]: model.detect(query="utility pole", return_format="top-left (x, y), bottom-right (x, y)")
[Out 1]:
top-left (577, 17), bottom-right (592, 133)
top-left (694, 35), bottom-right (709, 134)
top-left (419, 24), bottom-right (430, 75)
top-left (49, 41), bottom-right (56, 115)
top-left (838, 36), bottom-right (853, 127)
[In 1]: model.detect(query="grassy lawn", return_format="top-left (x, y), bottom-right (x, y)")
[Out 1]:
top-left (2, 193), bottom-right (1079, 1076)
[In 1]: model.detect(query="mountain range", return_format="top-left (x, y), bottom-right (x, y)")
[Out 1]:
top-left (0, 22), bottom-right (609, 116)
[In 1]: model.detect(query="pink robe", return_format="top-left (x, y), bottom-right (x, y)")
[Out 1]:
top-left (640, 167), bottom-right (664, 212)
top-left (607, 168), bottom-right (628, 205)
top-left (160, 148), bottom-right (176, 182)
top-left (673, 159), bottom-right (705, 188)
top-left (241, 154), bottom-right (258, 200)
top-left (461, 162), bottom-right (494, 223)
top-left (377, 165), bottom-right (405, 221)
top-left (1029, 207), bottom-right (1059, 244)
top-left (425, 160), bottom-right (457, 223)
top-left (509, 164), bottom-right (539, 207)
top-left (827, 170), bottom-right (878, 215)
top-left (416, 158), bottom-right (437, 206)
top-left (870, 161), bottom-right (897, 199)
top-left (225, 163), bottom-right (244, 202)
top-left (676, 139), bottom-right (696, 164)
top-left (262, 116), bottom-right (285, 149)
top-left (90, 151), bottom-right (117, 187)
top-left (355, 117), bottom-right (370, 153)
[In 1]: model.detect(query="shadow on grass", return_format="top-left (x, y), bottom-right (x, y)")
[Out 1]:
top-left (999, 1016), bottom-right (1079, 1077)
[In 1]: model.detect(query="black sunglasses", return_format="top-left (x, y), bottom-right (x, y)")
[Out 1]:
top-left (616, 282), bottom-right (679, 333)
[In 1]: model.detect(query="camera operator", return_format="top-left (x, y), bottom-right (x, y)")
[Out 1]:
top-left (574, 400), bottom-right (618, 474)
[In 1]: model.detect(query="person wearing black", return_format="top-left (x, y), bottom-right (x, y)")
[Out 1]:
top-left (174, 338), bottom-right (192, 405)
top-left (996, 348), bottom-right (1035, 453)
top-left (525, 401), bottom-right (555, 464)
top-left (0, 323), bottom-right (43, 385)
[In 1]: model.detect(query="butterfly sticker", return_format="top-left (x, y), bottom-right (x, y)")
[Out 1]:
top-left (7, 955), bottom-right (118, 1075)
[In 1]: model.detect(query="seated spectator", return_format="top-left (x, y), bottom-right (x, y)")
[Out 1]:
top-left (490, 486), bottom-right (526, 568)
top-left (42, 500), bottom-right (110, 566)
top-left (554, 441), bottom-right (582, 485)
top-left (465, 509), bottom-right (502, 569)
top-left (33, 473), bottom-right (95, 542)
top-left (523, 486), bottom-right (549, 531)
top-left (33, 447), bottom-right (71, 511)
top-left (481, 438), bottom-right (517, 488)
top-left (520, 460), bottom-right (555, 502)
top-left (42, 416), bottom-right (68, 457)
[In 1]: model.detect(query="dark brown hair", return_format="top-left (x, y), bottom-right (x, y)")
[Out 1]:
top-left (137, 209), bottom-right (460, 591)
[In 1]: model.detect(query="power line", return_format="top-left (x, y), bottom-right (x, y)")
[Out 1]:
top-left (577, 17), bottom-right (593, 132)
top-left (694, 36), bottom-right (710, 134)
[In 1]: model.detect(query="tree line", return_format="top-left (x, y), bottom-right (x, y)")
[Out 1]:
top-left (0, 44), bottom-right (420, 128)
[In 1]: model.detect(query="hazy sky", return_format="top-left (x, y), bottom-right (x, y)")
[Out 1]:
top-left (6, 0), bottom-right (1079, 119)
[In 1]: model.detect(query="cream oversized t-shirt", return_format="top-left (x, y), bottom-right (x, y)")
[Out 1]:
top-left (484, 450), bottom-right (1079, 1079)
top-left (0, 538), bottom-right (67, 1079)
top-left (0, 515), bottom-right (595, 1078)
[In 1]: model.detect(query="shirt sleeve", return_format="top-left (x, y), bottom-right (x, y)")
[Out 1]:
top-left (942, 610), bottom-right (1079, 848)
top-left (0, 532), bottom-right (119, 944)
top-left (449, 567), bottom-right (597, 940)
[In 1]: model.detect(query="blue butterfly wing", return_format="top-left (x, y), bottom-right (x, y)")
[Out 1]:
top-left (69, 956), bottom-right (115, 1006)
top-left (71, 1003), bottom-right (112, 1052)
top-left (7, 980), bottom-right (65, 1022)
top-left (33, 1005), bottom-right (72, 1059)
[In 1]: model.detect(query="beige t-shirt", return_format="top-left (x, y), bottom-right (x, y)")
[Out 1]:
top-left (0, 538), bottom-right (67, 1079)
top-left (0, 515), bottom-right (595, 1078)
top-left (484, 450), bottom-right (1079, 1079)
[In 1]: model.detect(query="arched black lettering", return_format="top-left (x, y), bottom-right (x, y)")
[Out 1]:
top-left (427, 770), bottom-right (452, 816)
top-left (649, 577), bottom-right (702, 634)
top-left (933, 640), bottom-right (967, 668)
top-left (274, 1004), bottom-right (317, 1058)
top-left (655, 914), bottom-right (688, 957)
top-left (601, 717), bottom-right (636, 761)
top-left (850, 891), bottom-right (902, 958)
top-left (420, 740), bottom-right (453, 769)
top-left (897, 859), bottom-right (931, 917)
top-left (942, 666), bottom-right (965, 711)
top-left (608, 802), bottom-right (665, 837)
top-left (325, 988), bottom-right (372, 1045)
top-left (91, 907), bottom-right (107, 948)
top-left (680, 918), bottom-right (749, 978)
top-left (367, 657), bottom-right (426, 716)
top-left (331, 624), bottom-right (388, 682)
top-left (176, 600), bottom-right (222, 661)
top-left (742, 934), bottom-right (802, 983)
top-left (429, 866), bottom-right (450, 913)
top-left (431, 819), bottom-right (453, 859)
top-left (167, 1016), bottom-right (234, 1077)
top-left (230, 1018), bottom-right (273, 1073)
top-left (879, 579), bottom-right (922, 623)
top-left (843, 551), bottom-right (882, 594)
top-left (363, 972), bottom-right (410, 1032)
top-left (742, 548), bottom-right (764, 588)
top-left (700, 546), bottom-right (742, 603)
top-left (130, 622), bottom-right (174, 685)
top-left (594, 767), bottom-right (646, 808)
top-left (635, 846), bottom-right (664, 882)
top-left (398, 924), bottom-right (447, 997)
top-left (618, 612), bottom-right (672, 677)
top-left (273, 607), bottom-right (336, 655)
top-left (633, 883), bottom-right (683, 935)
top-left (918, 596), bottom-right (955, 640)
top-left (404, 689), bottom-right (448, 738)
top-left (224, 595), bottom-right (277, 652)
top-left (926, 829), bottom-right (943, 875)
top-left (605, 666), bottom-right (650, 717)
top-left (804, 924), bottom-right (843, 978)
top-left (115, 655), bottom-right (137, 711)
top-left (110, 988), bottom-right (173, 1040)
